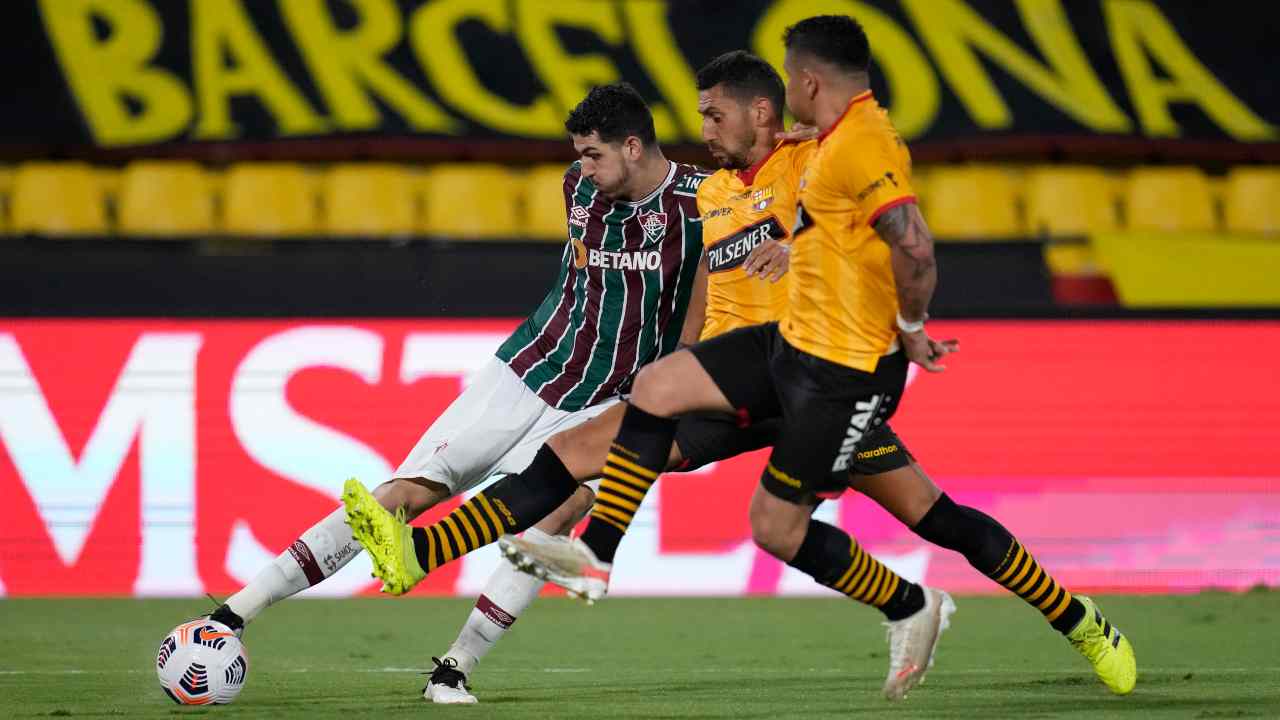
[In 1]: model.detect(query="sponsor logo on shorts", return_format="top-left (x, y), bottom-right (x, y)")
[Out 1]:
top-left (855, 444), bottom-right (898, 461)
top-left (832, 396), bottom-right (883, 472)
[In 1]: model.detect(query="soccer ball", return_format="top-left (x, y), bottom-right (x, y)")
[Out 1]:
top-left (155, 619), bottom-right (248, 705)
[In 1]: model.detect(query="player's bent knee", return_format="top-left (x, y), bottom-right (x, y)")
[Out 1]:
top-left (630, 361), bottom-right (687, 417)
top-left (751, 517), bottom-right (804, 560)
top-left (373, 477), bottom-right (448, 519)
top-left (546, 428), bottom-right (605, 480)
top-left (749, 505), bottom-right (807, 561)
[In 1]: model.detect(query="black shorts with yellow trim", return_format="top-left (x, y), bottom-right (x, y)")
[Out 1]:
top-left (687, 322), bottom-right (911, 502)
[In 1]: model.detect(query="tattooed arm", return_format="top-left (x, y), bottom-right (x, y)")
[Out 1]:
top-left (873, 201), bottom-right (935, 323)
top-left (874, 202), bottom-right (956, 371)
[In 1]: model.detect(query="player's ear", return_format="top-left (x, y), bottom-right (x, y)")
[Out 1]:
top-left (623, 135), bottom-right (643, 161)
top-left (753, 97), bottom-right (773, 128)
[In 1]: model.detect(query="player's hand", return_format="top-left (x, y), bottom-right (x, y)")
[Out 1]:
top-left (774, 123), bottom-right (819, 142)
top-left (900, 330), bottom-right (958, 373)
top-left (743, 239), bottom-right (790, 282)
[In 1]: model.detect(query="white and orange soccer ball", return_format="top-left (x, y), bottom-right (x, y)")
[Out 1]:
top-left (155, 619), bottom-right (248, 705)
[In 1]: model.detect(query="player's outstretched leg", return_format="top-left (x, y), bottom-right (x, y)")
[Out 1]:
top-left (344, 445), bottom-right (585, 594)
top-left (911, 493), bottom-right (1136, 694)
top-left (210, 480), bottom-right (443, 632)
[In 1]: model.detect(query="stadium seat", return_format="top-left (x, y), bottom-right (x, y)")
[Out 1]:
top-left (223, 163), bottom-right (318, 236)
top-left (118, 161), bottom-right (215, 235)
top-left (11, 162), bottom-right (108, 234)
top-left (922, 165), bottom-right (1024, 240)
top-left (1124, 167), bottom-right (1216, 232)
top-left (420, 164), bottom-right (520, 238)
top-left (323, 164), bottom-right (416, 236)
top-left (523, 163), bottom-right (573, 241)
top-left (1224, 167), bottom-right (1280, 233)
top-left (1025, 166), bottom-right (1119, 236)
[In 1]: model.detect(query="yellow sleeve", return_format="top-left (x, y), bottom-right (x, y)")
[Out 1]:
top-left (838, 131), bottom-right (915, 226)
top-left (695, 176), bottom-right (716, 218)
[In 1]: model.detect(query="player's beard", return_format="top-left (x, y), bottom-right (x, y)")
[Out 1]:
top-left (710, 128), bottom-right (757, 171)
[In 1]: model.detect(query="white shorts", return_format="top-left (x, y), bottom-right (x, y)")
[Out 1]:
top-left (394, 357), bottom-right (616, 496)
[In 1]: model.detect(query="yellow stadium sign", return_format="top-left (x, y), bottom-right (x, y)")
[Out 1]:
top-left (21, 0), bottom-right (1276, 149)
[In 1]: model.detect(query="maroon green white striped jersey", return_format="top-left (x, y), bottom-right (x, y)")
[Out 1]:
top-left (496, 161), bottom-right (707, 412)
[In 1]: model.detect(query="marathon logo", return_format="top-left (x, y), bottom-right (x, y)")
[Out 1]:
top-left (588, 248), bottom-right (663, 271)
top-left (706, 217), bottom-right (785, 274)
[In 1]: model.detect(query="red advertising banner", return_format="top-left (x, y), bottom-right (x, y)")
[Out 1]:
top-left (1, 319), bottom-right (1276, 597)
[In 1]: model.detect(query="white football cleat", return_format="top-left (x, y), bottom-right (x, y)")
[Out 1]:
top-left (499, 534), bottom-right (611, 604)
top-left (882, 587), bottom-right (955, 701)
top-left (423, 657), bottom-right (477, 705)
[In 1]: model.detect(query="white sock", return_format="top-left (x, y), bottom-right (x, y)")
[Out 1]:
top-left (225, 507), bottom-right (361, 623)
top-left (442, 529), bottom-right (551, 676)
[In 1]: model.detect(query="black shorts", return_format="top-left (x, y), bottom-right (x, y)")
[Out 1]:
top-left (672, 389), bottom-right (914, 498)
top-left (688, 322), bottom-right (911, 502)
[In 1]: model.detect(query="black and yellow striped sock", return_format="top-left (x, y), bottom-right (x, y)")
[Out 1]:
top-left (589, 444), bottom-right (658, 535)
top-left (911, 494), bottom-right (1086, 634)
top-left (987, 540), bottom-right (1084, 633)
top-left (411, 491), bottom-right (513, 572)
top-left (788, 519), bottom-right (924, 620)
top-left (578, 404), bottom-right (676, 563)
top-left (410, 444), bottom-right (580, 572)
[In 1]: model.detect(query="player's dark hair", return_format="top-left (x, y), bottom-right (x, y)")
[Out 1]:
top-left (695, 50), bottom-right (785, 116)
top-left (783, 15), bottom-right (871, 73)
top-left (564, 82), bottom-right (657, 146)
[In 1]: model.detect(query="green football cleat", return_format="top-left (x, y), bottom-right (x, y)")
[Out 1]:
top-left (341, 478), bottom-right (426, 596)
top-left (1067, 596), bottom-right (1137, 695)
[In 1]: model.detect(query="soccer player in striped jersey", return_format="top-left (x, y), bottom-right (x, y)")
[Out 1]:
top-left (200, 83), bottom-right (708, 704)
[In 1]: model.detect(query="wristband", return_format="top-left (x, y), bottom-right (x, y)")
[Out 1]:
top-left (896, 312), bottom-right (926, 334)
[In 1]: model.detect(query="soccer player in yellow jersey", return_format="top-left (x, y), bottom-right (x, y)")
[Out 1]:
top-left (567, 18), bottom-right (1134, 699)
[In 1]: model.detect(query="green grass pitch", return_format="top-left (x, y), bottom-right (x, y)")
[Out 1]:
top-left (2, 592), bottom-right (1277, 718)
